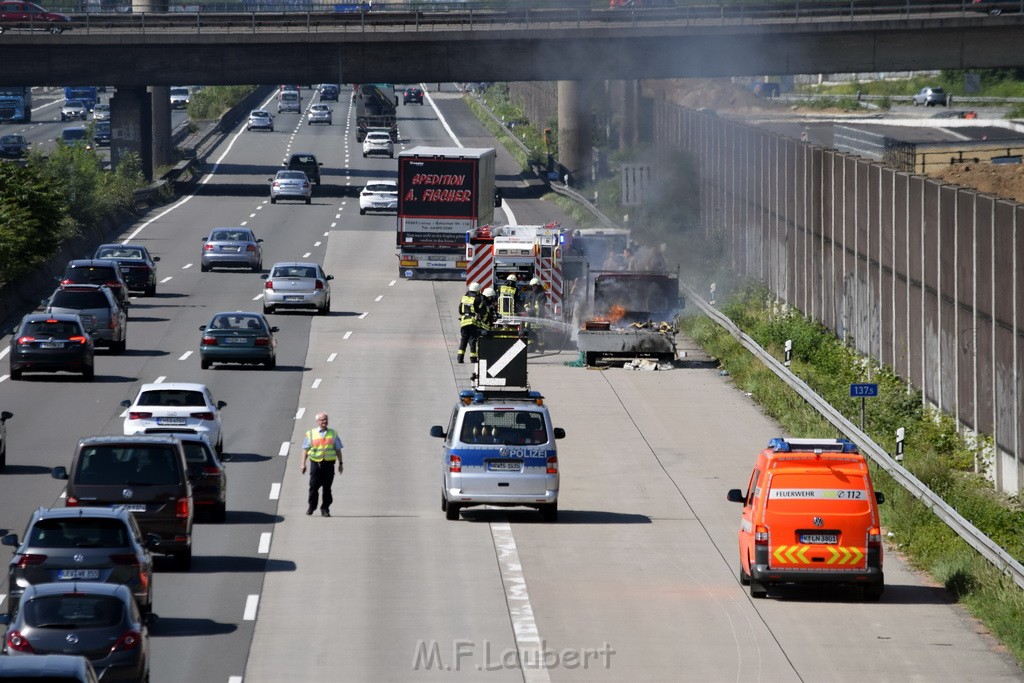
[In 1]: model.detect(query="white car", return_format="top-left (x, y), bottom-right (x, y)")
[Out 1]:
top-left (120, 382), bottom-right (227, 454)
top-left (362, 130), bottom-right (394, 158)
top-left (359, 179), bottom-right (398, 215)
top-left (169, 87), bottom-right (191, 109)
top-left (307, 103), bottom-right (332, 125)
top-left (92, 103), bottom-right (110, 121)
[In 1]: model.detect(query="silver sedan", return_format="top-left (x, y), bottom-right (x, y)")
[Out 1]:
top-left (261, 262), bottom-right (333, 315)
top-left (269, 170), bottom-right (312, 204)
top-left (307, 103), bottom-right (333, 125)
top-left (200, 227), bottom-right (263, 272)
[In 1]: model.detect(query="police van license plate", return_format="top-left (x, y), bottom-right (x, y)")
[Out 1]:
top-left (58, 569), bottom-right (99, 580)
top-left (488, 461), bottom-right (521, 472)
top-left (800, 534), bottom-right (838, 544)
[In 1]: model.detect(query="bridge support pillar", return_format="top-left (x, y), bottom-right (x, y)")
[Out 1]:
top-left (111, 86), bottom-right (153, 182)
top-left (557, 80), bottom-right (593, 187)
top-left (150, 85), bottom-right (171, 169)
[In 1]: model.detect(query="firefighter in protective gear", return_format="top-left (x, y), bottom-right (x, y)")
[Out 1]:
top-left (457, 282), bottom-right (482, 364)
top-left (478, 287), bottom-right (499, 333)
top-left (523, 277), bottom-right (546, 351)
top-left (498, 274), bottom-right (519, 318)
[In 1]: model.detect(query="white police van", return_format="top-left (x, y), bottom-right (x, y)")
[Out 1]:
top-left (429, 335), bottom-right (565, 521)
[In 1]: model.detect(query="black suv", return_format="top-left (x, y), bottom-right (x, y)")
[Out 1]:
top-left (60, 259), bottom-right (130, 310)
top-left (286, 152), bottom-right (322, 186)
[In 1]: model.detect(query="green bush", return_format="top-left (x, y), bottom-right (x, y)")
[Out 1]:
top-left (0, 163), bottom-right (74, 282)
top-left (187, 86), bottom-right (257, 120)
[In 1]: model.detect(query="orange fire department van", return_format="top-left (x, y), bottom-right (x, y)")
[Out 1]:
top-left (727, 437), bottom-right (885, 600)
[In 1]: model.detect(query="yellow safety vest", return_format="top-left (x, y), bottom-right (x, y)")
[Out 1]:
top-left (459, 294), bottom-right (477, 327)
top-left (305, 428), bottom-right (340, 462)
top-left (499, 284), bottom-right (517, 317)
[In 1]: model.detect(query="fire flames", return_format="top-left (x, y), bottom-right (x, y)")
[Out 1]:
top-left (603, 304), bottom-right (626, 324)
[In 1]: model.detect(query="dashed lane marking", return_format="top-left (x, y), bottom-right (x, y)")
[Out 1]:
top-left (343, 331), bottom-right (353, 340)
top-left (258, 533), bottom-right (271, 554)
top-left (269, 483), bottom-right (281, 500)
top-left (178, 351), bottom-right (192, 361)
top-left (278, 442), bottom-right (289, 457)
top-left (243, 595), bottom-right (260, 621)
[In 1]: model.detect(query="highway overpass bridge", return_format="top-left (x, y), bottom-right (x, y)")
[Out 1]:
top-left (3, 3), bottom-right (1022, 177)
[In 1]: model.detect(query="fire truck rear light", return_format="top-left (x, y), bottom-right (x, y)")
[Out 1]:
top-left (754, 525), bottom-right (769, 545)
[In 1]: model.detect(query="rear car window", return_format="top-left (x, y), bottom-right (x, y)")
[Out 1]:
top-left (459, 410), bottom-right (548, 445)
top-left (137, 389), bottom-right (206, 406)
top-left (50, 290), bottom-right (110, 309)
top-left (96, 247), bottom-right (143, 260)
top-left (66, 265), bottom-right (118, 282)
top-left (272, 266), bottom-right (316, 278)
top-left (75, 445), bottom-right (181, 486)
top-left (25, 595), bottom-right (123, 628)
top-left (281, 92), bottom-right (299, 101)
top-left (765, 472), bottom-right (871, 511)
top-left (24, 321), bottom-right (81, 337)
top-left (210, 230), bottom-right (248, 241)
top-left (181, 441), bottom-right (213, 465)
top-left (28, 518), bottom-right (129, 548)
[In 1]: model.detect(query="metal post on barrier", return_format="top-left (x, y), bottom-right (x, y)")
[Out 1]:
top-left (784, 339), bottom-right (792, 367)
top-left (709, 282), bottom-right (716, 306)
top-left (896, 427), bottom-right (905, 462)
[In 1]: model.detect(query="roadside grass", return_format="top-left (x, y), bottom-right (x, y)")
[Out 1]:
top-left (187, 85), bottom-right (257, 121)
top-left (680, 289), bottom-right (1024, 663)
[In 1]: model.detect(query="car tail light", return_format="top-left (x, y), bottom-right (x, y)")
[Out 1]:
top-left (111, 630), bottom-right (142, 652)
top-left (255, 337), bottom-right (270, 347)
top-left (128, 411), bottom-right (152, 420)
top-left (201, 336), bottom-right (217, 346)
top-left (448, 455), bottom-right (461, 473)
top-left (754, 525), bottom-right (769, 546)
top-left (15, 553), bottom-right (47, 569)
top-left (190, 411), bottom-right (214, 420)
top-left (546, 456), bottom-right (558, 474)
top-left (176, 497), bottom-right (190, 519)
top-left (110, 553), bottom-right (139, 565)
top-left (264, 280), bottom-right (274, 289)
top-left (66, 496), bottom-right (79, 507)
top-left (246, 244), bottom-right (256, 252)
top-left (6, 630), bottom-right (33, 653)
top-left (203, 243), bottom-right (214, 251)
top-left (108, 318), bottom-right (117, 329)
top-left (314, 280), bottom-right (324, 290)
top-left (106, 281), bottom-right (120, 288)
top-left (868, 526), bottom-right (882, 548)
top-left (16, 336), bottom-right (35, 345)
top-left (60, 278), bottom-right (73, 285)
top-left (203, 465), bottom-right (221, 476)
top-left (69, 335), bottom-right (88, 344)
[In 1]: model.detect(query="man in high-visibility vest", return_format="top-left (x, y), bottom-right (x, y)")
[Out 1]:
top-left (457, 282), bottom-right (482, 364)
top-left (301, 412), bottom-right (344, 517)
top-left (498, 274), bottom-right (519, 318)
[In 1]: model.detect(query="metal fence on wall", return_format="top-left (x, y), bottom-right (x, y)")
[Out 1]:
top-left (654, 100), bottom-right (1024, 494)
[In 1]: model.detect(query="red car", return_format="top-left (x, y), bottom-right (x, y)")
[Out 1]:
top-left (0, 0), bottom-right (71, 33)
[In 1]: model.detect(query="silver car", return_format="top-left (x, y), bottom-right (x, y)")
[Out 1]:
top-left (912, 86), bottom-right (947, 107)
top-left (261, 261), bottom-right (333, 315)
top-left (307, 103), bottom-right (332, 125)
top-left (359, 179), bottom-right (398, 215)
top-left (44, 284), bottom-right (128, 354)
top-left (200, 227), bottom-right (263, 272)
top-left (92, 102), bottom-right (110, 121)
top-left (246, 109), bottom-right (274, 132)
top-left (60, 99), bottom-right (87, 121)
top-left (269, 170), bottom-right (312, 205)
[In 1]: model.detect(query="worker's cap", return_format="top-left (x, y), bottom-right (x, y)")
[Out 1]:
top-left (506, 274), bottom-right (517, 282)
top-left (482, 287), bottom-right (496, 297)
top-left (529, 278), bottom-right (540, 285)
top-left (468, 282), bottom-right (481, 292)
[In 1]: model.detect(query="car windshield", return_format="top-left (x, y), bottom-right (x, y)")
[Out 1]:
top-left (367, 134), bottom-right (389, 142)
top-left (96, 247), bottom-right (143, 260)
top-left (272, 265), bottom-right (317, 278)
top-left (281, 92), bottom-right (299, 101)
top-left (459, 410), bottom-right (548, 445)
top-left (50, 290), bottom-right (110, 309)
top-left (209, 314), bottom-right (266, 331)
top-left (64, 100), bottom-right (84, 108)
top-left (22, 320), bottom-right (81, 337)
top-left (25, 595), bottom-right (124, 629)
top-left (27, 518), bottom-right (129, 548)
top-left (137, 389), bottom-right (206, 407)
top-left (62, 129), bottom-right (86, 141)
top-left (75, 445), bottom-right (181, 486)
top-left (171, 88), bottom-right (189, 96)
top-left (210, 230), bottom-right (251, 242)
top-left (1, 135), bottom-right (24, 144)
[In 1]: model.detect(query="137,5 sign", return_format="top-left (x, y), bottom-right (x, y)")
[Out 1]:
top-left (849, 383), bottom-right (878, 397)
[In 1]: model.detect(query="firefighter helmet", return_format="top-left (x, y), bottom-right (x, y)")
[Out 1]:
top-left (529, 278), bottom-right (540, 286)
top-left (506, 274), bottom-right (518, 282)
top-left (468, 282), bottom-right (481, 293)
top-left (483, 287), bottom-right (496, 298)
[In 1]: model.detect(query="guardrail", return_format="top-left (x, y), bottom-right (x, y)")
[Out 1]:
top-left (679, 283), bottom-right (1024, 591)
top-left (6, 0), bottom-right (1020, 35)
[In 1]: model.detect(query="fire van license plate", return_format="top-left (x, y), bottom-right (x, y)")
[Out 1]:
top-left (488, 461), bottom-right (521, 472)
top-left (800, 534), bottom-right (838, 544)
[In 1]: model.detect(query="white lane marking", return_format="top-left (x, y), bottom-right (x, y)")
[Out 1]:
top-left (183, 263), bottom-right (193, 269)
top-left (249, 213), bottom-right (256, 218)
top-left (311, 378), bottom-right (322, 389)
top-left (229, 677), bottom-right (243, 683)
top-left (256, 206), bottom-right (263, 211)
top-left (178, 351), bottom-right (192, 361)
top-left (342, 331), bottom-right (353, 340)
top-left (243, 595), bottom-right (260, 621)
top-left (240, 221), bottom-right (247, 226)
top-left (358, 312), bottom-right (368, 319)
top-left (0, 375), bottom-right (7, 383)
top-left (334, 214), bottom-right (341, 219)
top-left (323, 231), bottom-right (329, 237)
top-left (155, 376), bottom-right (166, 384)
top-left (269, 483), bottom-right (281, 500)
top-left (327, 353), bottom-right (337, 362)
top-left (330, 222), bottom-right (337, 228)
top-left (258, 533), bottom-right (272, 554)
top-left (388, 280), bottom-right (397, 287)
top-left (0, 347), bottom-right (8, 359)
top-left (303, 252), bottom-right (311, 258)
top-left (252, 293), bottom-right (263, 301)
top-left (0, 594), bottom-right (5, 607)
top-left (160, 276), bottom-right (173, 284)
top-left (294, 407), bottom-right (306, 420)
top-left (120, 409), bottom-right (128, 418)
top-left (314, 241), bottom-right (321, 247)
top-left (374, 295), bottom-right (383, 302)
top-left (278, 442), bottom-right (290, 457)
top-left (491, 522), bottom-right (552, 683)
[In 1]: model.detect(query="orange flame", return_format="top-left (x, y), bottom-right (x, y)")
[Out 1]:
top-left (606, 304), bottom-right (626, 324)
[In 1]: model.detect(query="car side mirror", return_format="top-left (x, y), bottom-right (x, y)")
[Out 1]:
top-left (200, 236), bottom-right (207, 241)
top-left (260, 273), bottom-right (269, 280)
top-left (257, 238), bottom-right (264, 243)
top-left (199, 325), bottom-right (207, 331)
top-left (553, 427), bottom-right (566, 439)
top-left (429, 425), bottom-right (445, 439)
top-left (270, 326), bottom-right (279, 333)
top-left (875, 491), bottom-right (885, 504)
top-left (217, 400), bottom-right (227, 409)
top-left (52, 466), bottom-right (69, 480)
top-left (145, 533), bottom-right (161, 549)
top-left (268, 177), bottom-right (274, 182)
top-left (120, 399), bottom-right (131, 408)
top-left (727, 488), bottom-right (745, 503)
top-left (1, 533), bottom-right (19, 547)
top-left (123, 300), bottom-right (131, 307)
top-left (326, 275), bottom-right (334, 281)
top-left (0, 411), bottom-right (11, 422)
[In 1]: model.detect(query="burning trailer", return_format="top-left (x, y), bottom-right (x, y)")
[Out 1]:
top-left (576, 271), bottom-right (684, 367)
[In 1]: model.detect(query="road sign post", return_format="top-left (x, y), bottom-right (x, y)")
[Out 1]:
top-left (850, 383), bottom-right (879, 431)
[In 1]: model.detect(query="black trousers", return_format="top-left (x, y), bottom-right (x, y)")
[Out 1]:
top-left (458, 324), bottom-right (480, 359)
top-left (308, 460), bottom-right (336, 511)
